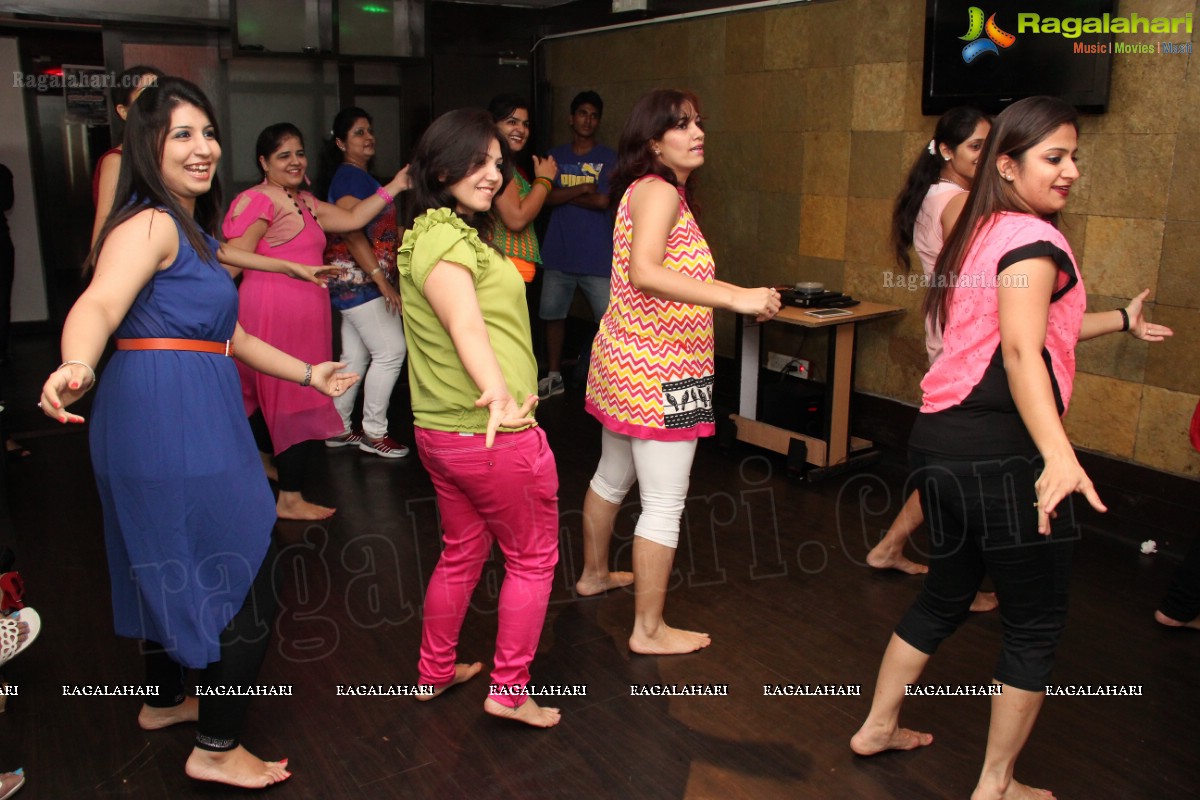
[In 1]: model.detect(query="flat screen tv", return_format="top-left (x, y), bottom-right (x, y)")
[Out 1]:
top-left (923, 0), bottom-right (1123, 114)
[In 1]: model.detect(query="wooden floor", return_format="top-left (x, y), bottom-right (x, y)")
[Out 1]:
top-left (1, 332), bottom-right (1197, 799)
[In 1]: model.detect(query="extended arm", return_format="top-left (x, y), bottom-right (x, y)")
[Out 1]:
top-left (998, 256), bottom-right (1106, 533)
top-left (215, 242), bottom-right (328, 286)
top-left (626, 179), bottom-right (780, 321)
top-left (43, 209), bottom-right (175, 421)
top-left (231, 323), bottom-right (357, 397)
top-left (318, 166), bottom-right (410, 234)
top-left (1078, 289), bottom-right (1173, 342)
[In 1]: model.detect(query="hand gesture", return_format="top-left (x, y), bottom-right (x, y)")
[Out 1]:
top-left (732, 287), bottom-right (782, 322)
top-left (1034, 453), bottom-right (1106, 535)
top-left (533, 154), bottom-right (558, 181)
top-left (39, 363), bottom-right (93, 424)
top-left (379, 281), bottom-right (403, 316)
top-left (1126, 289), bottom-right (1173, 342)
top-left (387, 164), bottom-right (411, 195)
top-left (309, 361), bottom-right (360, 398)
top-left (473, 388), bottom-right (538, 448)
top-left (284, 261), bottom-right (337, 286)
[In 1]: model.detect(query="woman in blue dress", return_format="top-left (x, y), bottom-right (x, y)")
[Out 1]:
top-left (40, 78), bottom-right (357, 789)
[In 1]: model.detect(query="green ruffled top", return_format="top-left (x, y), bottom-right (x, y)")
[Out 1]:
top-left (397, 208), bottom-right (537, 432)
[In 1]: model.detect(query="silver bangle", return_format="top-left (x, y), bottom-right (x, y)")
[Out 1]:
top-left (58, 360), bottom-right (97, 388)
top-left (368, 267), bottom-right (384, 279)
top-left (301, 363), bottom-right (312, 387)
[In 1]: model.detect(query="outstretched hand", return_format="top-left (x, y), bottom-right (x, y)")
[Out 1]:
top-left (39, 363), bottom-right (93, 424)
top-left (1035, 454), bottom-right (1106, 535)
top-left (309, 361), bottom-right (360, 398)
top-left (283, 261), bottom-right (338, 286)
top-left (474, 388), bottom-right (538, 448)
top-left (733, 287), bottom-right (782, 322)
top-left (1126, 289), bottom-right (1173, 342)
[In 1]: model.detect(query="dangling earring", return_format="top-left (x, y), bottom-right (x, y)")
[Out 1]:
top-left (943, 155), bottom-right (951, 161)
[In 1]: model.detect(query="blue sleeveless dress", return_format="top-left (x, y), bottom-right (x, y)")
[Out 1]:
top-left (89, 211), bottom-right (277, 669)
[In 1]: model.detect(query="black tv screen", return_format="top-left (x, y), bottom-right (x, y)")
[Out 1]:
top-left (923, 0), bottom-right (1120, 114)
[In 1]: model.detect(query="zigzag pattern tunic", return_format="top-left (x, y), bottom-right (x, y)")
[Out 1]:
top-left (585, 175), bottom-right (715, 441)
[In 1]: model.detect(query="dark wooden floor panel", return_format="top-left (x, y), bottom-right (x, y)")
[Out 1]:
top-left (1, 333), bottom-right (1198, 799)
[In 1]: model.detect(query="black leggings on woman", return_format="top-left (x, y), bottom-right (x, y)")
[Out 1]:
top-left (895, 451), bottom-right (1077, 692)
top-left (143, 542), bottom-right (280, 752)
top-left (248, 410), bottom-right (316, 493)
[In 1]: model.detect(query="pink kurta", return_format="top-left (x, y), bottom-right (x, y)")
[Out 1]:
top-left (223, 185), bottom-right (341, 454)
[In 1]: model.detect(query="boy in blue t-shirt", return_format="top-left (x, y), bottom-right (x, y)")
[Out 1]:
top-left (537, 90), bottom-right (616, 399)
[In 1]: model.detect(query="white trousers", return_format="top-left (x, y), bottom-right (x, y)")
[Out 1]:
top-left (589, 427), bottom-right (698, 548)
top-left (333, 296), bottom-right (407, 440)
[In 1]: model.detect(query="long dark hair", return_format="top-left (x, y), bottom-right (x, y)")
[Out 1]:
top-left (254, 122), bottom-right (305, 178)
top-left (610, 89), bottom-right (703, 218)
top-left (403, 108), bottom-right (511, 245)
top-left (88, 76), bottom-right (223, 271)
top-left (891, 106), bottom-right (988, 271)
top-left (315, 106), bottom-right (372, 199)
top-left (924, 96), bottom-right (1079, 330)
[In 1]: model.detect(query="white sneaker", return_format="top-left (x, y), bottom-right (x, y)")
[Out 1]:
top-left (325, 431), bottom-right (363, 448)
top-left (537, 375), bottom-right (565, 399)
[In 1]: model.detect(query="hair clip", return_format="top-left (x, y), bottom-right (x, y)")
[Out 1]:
top-left (927, 139), bottom-right (936, 155)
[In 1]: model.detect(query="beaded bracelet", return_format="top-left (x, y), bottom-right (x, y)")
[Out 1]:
top-left (1118, 307), bottom-right (1130, 332)
top-left (533, 177), bottom-right (554, 192)
top-left (301, 363), bottom-right (312, 387)
top-left (59, 360), bottom-right (97, 388)
top-left (376, 186), bottom-right (394, 205)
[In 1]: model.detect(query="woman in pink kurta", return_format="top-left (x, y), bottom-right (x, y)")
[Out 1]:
top-left (223, 122), bottom-right (410, 520)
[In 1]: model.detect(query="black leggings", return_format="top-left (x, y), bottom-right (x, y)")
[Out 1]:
top-left (895, 451), bottom-right (1077, 692)
top-left (143, 543), bottom-right (280, 752)
top-left (248, 411), bottom-right (315, 493)
top-left (1160, 534), bottom-right (1200, 623)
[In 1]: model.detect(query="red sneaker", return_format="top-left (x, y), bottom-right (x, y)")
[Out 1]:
top-left (325, 431), bottom-right (364, 449)
top-left (359, 435), bottom-right (410, 459)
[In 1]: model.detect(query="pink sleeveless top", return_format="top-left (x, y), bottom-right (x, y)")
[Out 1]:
top-left (921, 212), bottom-right (1085, 415)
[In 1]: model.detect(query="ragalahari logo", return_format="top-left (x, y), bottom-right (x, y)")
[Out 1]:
top-left (960, 7), bottom-right (1017, 63)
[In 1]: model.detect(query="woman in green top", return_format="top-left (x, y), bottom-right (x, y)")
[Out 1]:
top-left (397, 108), bottom-right (562, 728)
top-left (487, 94), bottom-right (557, 283)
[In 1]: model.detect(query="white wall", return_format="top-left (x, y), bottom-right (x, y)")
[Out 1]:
top-left (0, 37), bottom-right (49, 323)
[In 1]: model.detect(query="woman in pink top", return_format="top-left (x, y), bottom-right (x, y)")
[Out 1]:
top-left (851, 96), bottom-right (1171, 800)
top-left (869, 108), bottom-right (995, 591)
top-left (224, 123), bottom-right (409, 520)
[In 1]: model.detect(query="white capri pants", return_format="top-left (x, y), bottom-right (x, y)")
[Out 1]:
top-left (589, 427), bottom-right (698, 549)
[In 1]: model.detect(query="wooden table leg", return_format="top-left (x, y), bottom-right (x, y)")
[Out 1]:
top-left (827, 322), bottom-right (856, 466)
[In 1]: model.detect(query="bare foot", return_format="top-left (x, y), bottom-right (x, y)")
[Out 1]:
top-left (484, 696), bottom-right (561, 728)
top-left (575, 571), bottom-right (634, 597)
top-left (276, 493), bottom-right (335, 521)
top-left (866, 544), bottom-right (929, 575)
top-left (184, 745), bottom-right (291, 788)
top-left (629, 623), bottom-right (711, 655)
top-left (850, 722), bottom-right (934, 756)
top-left (138, 697), bottom-right (199, 730)
top-left (1155, 609), bottom-right (1200, 629)
top-left (415, 661), bottom-right (482, 701)
top-left (971, 592), bottom-right (999, 613)
top-left (971, 778), bottom-right (1055, 800)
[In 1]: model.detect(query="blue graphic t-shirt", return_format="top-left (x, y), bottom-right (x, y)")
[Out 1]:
top-left (540, 142), bottom-right (616, 277)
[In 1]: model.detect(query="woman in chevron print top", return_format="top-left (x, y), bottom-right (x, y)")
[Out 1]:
top-left (579, 89), bottom-right (781, 654)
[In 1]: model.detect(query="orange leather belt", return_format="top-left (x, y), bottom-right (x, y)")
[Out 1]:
top-left (116, 337), bottom-right (233, 357)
